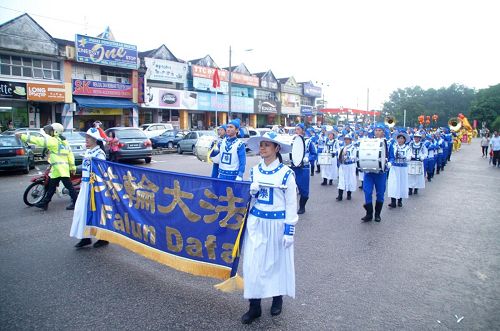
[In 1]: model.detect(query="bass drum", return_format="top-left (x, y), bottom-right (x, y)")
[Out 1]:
top-left (289, 135), bottom-right (305, 167)
top-left (356, 138), bottom-right (386, 172)
top-left (194, 135), bottom-right (217, 162)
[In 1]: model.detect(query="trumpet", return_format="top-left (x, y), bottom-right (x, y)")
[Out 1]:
top-left (384, 115), bottom-right (396, 129)
top-left (448, 117), bottom-right (462, 132)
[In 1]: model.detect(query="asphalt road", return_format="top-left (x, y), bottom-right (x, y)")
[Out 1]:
top-left (0, 140), bottom-right (499, 330)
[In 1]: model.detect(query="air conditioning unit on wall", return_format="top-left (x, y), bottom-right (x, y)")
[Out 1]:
top-left (65, 46), bottom-right (76, 60)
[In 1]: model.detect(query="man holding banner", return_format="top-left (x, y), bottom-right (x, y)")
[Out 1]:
top-left (242, 131), bottom-right (298, 324)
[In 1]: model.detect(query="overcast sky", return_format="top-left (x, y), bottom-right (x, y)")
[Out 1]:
top-left (1, 0), bottom-right (499, 110)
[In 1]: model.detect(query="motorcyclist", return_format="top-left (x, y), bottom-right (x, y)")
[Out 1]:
top-left (17, 123), bottom-right (78, 210)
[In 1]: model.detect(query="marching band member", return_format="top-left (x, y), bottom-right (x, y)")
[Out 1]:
top-left (387, 131), bottom-right (412, 208)
top-left (356, 129), bottom-right (368, 189)
top-left (435, 130), bottom-right (445, 174)
top-left (210, 124), bottom-right (227, 178)
top-left (320, 130), bottom-right (339, 186)
top-left (408, 132), bottom-right (428, 195)
top-left (70, 128), bottom-right (108, 248)
top-left (242, 131), bottom-right (298, 324)
top-left (336, 133), bottom-right (357, 201)
top-left (291, 123), bottom-right (317, 214)
top-left (316, 126), bottom-right (327, 173)
top-left (361, 123), bottom-right (389, 222)
top-left (212, 119), bottom-right (246, 181)
top-left (424, 133), bottom-right (436, 182)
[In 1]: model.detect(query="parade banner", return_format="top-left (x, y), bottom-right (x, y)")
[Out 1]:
top-left (86, 159), bottom-right (250, 281)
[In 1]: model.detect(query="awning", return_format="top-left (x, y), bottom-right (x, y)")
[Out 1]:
top-left (74, 96), bottom-right (137, 109)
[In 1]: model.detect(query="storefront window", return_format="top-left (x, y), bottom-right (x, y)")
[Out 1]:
top-left (0, 105), bottom-right (28, 130)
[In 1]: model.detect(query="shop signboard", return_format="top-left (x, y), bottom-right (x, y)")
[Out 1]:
top-left (27, 83), bottom-right (65, 102)
top-left (261, 78), bottom-right (278, 90)
top-left (76, 108), bottom-right (123, 116)
top-left (75, 34), bottom-right (138, 69)
top-left (73, 79), bottom-right (133, 98)
top-left (300, 105), bottom-right (313, 116)
top-left (193, 77), bottom-right (229, 93)
top-left (254, 99), bottom-right (280, 114)
top-left (144, 58), bottom-right (188, 83)
top-left (0, 80), bottom-right (27, 99)
top-left (191, 65), bottom-right (259, 87)
top-left (303, 83), bottom-right (322, 97)
top-left (197, 92), bottom-right (254, 113)
top-left (142, 87), bottom-right (198, 110)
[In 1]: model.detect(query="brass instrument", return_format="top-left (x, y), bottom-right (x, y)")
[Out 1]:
top-left (384, 115), bottom-right (396, 129)
top-left (448, 117), bottom-right (462, 132)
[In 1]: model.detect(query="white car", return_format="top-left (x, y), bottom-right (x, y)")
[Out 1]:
top-left (140, 123), bottom-right (174, 138)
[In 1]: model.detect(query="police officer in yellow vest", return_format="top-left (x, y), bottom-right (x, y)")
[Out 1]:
top-left (17, 123), bottom-right (78, 210)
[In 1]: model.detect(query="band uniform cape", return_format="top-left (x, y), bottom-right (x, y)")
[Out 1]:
top-left (321, 137), bottom-right (339, 180)
top-left (243, 158), bottom-right (298, 299)
top-left (387, 142), bottom-right (412, 199)
top-left (70, 146), bottom-right (106, 239)
top-left (338, 142), bottom-right (358, 192)
top-left (408, 140), bottom-right (428, 189)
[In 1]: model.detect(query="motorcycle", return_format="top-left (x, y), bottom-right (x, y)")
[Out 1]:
top-left (23, 166), bottom-right (82, 206)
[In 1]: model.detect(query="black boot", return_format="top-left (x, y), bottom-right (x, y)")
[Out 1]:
top-left (66, 202), bottom-right (75, 210)
top-left (361, 203), bottom-right (373, 222)
top-left (321, 178), bottom-right (327, 186)
top-left (329, 179), bottom-right (333, 185)
top-left (310, 167), bottom-right (314, 176)
top-left (427, 174), bottom-right (432, 182)
top-left (316, 164), bottom-right (320, 173)
top-left (346, 191), bottom-right (351, 200)
top-left (388, 198), bottom-right (396, 208)
top-left (358, 181), bottom-right (363, 189)
top-left (374, 201), bottom-right (383, 222)
top-left (241, 299), bottom-right (262, 324)
top-left (271, 296), bottom-right (283, 316)
top-left (408, 188), bottom-right (413, 196)
top-left (93, 240), bottom-right (109, 248)
top-left (397, 198), bottom-right (403, 207)
top-left (297, 197), bottom-right (308, 214)
top-left (34, 200), bottom-right (49, 210)
top-left (336, 189), bottom-right (343, 201)
top-left (414, 188), bottom-right (418, 195)
top-left (75, 238), bottom-right (92, 248)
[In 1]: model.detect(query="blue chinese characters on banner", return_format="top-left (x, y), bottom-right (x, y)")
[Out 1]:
top-left (86, 159), bottom-right (250, 280)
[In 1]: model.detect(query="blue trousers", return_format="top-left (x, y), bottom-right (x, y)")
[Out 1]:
top-left (363, 172), bottom-right (386, 203)
top-left (211, 164), bottom-right (219, 178)
top-left (427, 157), bottom-right (435, 176)
top-left (292, 166), bottom-right (310, 198)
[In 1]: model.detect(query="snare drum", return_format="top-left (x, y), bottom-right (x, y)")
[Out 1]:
top-left (408, 160), bottom-right (423, 175)
top-left (356, 138), bottom-right (387, 172)
top-left (289, 135), bottom-right (305, 167)
top-left (195, 135), bottom-right (217, 162)
top-left (318, 152), bottom-right (332, 165)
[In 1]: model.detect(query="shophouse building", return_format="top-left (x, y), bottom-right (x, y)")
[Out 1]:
top-left (278, 77), bottom-right (302, 126)
top-left (254, 70), bottom-right (281, 127)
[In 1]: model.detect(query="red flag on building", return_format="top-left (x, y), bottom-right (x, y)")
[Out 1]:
top-left (212, 68), bottom-right (220, 89)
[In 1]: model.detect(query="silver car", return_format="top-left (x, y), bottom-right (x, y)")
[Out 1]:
top-left (177, 130), bottom-right (216, 154)
top-left (63, 131), bottom-right (86, 165)
top-left (2, 128), bottom-right (47, 159)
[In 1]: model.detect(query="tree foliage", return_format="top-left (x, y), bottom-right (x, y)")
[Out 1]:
top-left (470, 83), bottom-right (500, 129)
top-left (382, 84), bottom-right (476, 128)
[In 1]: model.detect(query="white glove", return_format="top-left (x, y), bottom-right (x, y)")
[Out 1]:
top-left (283, 235), bottom-right (294, 248)
top-left (387, 162), bottom-right (392, 169)
top-left (235, 176), bottom-right (243, 181)
top-left (303, 156), bottom-right (309, 163)
top-left (249, 182), bottom-right (260, 195)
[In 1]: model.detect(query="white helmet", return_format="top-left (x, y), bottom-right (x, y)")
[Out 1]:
top-left (85, 127), bottom-right (105, 142)
top-left (51, 123), bottom-right (64, 135)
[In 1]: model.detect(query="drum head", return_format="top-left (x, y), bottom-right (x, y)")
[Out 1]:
top-left (290, 135), bottom-right (305, 167)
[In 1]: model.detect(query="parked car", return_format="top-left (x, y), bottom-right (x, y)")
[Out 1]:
top-left (150, 130), bottom-right (185, 149)
top-left (255, 128), bottom-right (271, 136)
top-left (104, 127), bottom-right (153, 163)
top-left (0, 135), bottom-right (35, 174)
top-left (2, 128), bottom-right (46, 159)
top-left (140, 123), bottom-right (174, 138)
top-left (177, 130), bottom-right (216, 154)
top-left (63, 131), bottom-right (86, 165)
top-left (238, 126), bottom-right (258, 151)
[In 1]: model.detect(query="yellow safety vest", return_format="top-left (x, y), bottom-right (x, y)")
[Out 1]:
top-left (21, 134), bottom-right (76, 178)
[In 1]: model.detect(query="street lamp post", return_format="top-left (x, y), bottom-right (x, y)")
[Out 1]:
top-left (228, 45), bottom-right (232, 120)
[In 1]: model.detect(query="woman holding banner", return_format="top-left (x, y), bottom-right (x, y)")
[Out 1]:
top-left (241, 131), bottom-right (298, 325)
top-left (70, 127), bottom-right (108, 248)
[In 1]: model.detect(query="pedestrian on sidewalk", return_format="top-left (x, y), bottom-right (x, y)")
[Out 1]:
top-left (490, 131), bottom-right (500, 167)
top-left (241, 131), bottom-right (298, 325)
top-left (481, 133), bottom-right (490, 158)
